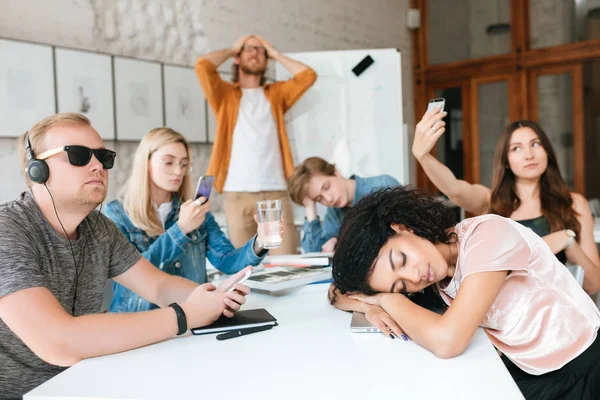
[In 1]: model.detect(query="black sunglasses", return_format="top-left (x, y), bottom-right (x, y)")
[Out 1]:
top-left (37, 145), bottom-right (116, 169)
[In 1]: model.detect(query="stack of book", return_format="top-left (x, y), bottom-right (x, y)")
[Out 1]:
top-left (244, 252), bottom-right (333, 292)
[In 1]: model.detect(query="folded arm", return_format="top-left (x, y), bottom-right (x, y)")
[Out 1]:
top-left (376, 270), bottom-right (507, 358)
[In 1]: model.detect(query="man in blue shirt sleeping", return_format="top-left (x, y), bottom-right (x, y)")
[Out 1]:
top-left (288, 157), bottom-right (400, 253)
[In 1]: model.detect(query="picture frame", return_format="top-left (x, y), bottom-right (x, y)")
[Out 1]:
top-left (114, 57), bottom-right (163, 141)
top-left (163, 64), bottom-right (208, 143)
top-left (55, 47), bottom-right (115, 140)
top-left (0, 39), bottom-right (56, 138)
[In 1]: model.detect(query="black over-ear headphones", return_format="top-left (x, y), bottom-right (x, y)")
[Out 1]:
top-left (25, 132), bottom-right (50, 184)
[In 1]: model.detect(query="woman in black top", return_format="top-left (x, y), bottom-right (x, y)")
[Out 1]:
top-left (412, 108), bottom-right (600, 294)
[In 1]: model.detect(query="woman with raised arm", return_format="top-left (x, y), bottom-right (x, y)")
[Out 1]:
top-left (412, 108), bottom-right (600, 294)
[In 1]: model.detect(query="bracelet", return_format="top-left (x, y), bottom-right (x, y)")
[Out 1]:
top-left (169, 303), bottom-right (188, 336)
top-left (565, 229), bottom-right (576, 249)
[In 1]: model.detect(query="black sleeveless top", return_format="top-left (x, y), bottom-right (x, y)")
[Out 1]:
top-left (515, 215), bottom-right (567, 264)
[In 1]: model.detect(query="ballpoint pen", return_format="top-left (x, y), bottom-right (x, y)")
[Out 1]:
top-left (216, 324), bottom-right (275, 341)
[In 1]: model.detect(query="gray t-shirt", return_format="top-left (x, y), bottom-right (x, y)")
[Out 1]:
top-left (0, 192), bottom-right (142, 399)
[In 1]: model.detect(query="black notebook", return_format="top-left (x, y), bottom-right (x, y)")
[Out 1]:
top-left (191, 308), bottom-right (277, 335)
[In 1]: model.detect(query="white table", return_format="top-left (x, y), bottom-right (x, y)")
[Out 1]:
top-left (26, 284), bottom-right (523, 400)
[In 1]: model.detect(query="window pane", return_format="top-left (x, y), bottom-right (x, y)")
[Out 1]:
top-left (537, 73), bottom-right (574, 188)
top-left (435, 88), bottom-right (464, 181)
top-left (478, 81), bottom-right (509, 187)
top-left (434, 87), bottom-right (464, 222)
top-left (428, 0), bottom-right (511, 65)
top-left (529, 0), bottom-right (600, 49)
top-left (584, 59), bottom-right (600, 200)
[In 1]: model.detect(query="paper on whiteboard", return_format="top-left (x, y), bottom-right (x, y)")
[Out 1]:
top-left (276, 49), bottom-right (407, 185)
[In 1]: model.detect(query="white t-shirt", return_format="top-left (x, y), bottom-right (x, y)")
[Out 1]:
top-left (223, 87), bottom-right (287, 192)
top-left (153, 201), bottom-right (173, 227)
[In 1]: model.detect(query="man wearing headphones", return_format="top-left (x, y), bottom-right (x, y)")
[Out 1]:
top-left (0, 113), bottom-right (251, 399)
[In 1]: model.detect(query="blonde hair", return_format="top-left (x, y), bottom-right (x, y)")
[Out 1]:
top-left (288, 157), bottom-right (336, 205)
top-left (19, 113), bottom-right (91, 187)
top-left (123, 127), bottom-right (193, 237)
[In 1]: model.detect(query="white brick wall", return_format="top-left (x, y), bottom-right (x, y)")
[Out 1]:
top-left (0, 0), bottom-right (414, 206)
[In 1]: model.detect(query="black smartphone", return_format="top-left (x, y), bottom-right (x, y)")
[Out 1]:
top-left (352, 55), bottom-right (375, 77)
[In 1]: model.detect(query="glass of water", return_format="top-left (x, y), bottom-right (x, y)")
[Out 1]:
top-left (256, 200), bottom-right (282, 249)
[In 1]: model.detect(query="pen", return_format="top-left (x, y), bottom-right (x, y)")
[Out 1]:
top-left (216, 324), bottom-right (274, 341)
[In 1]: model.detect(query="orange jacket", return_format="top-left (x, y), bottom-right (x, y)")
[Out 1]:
top-left (195, 57), bottom-right (317, 193)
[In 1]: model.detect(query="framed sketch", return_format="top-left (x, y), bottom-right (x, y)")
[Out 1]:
top-left (114, 57), bottom-right (163, 141)
top-left (55, 48), bottom-right (115, 140)
top-left (207, 101), bottom-right (217, 143)
top-left (163, 64), bottom-right (207, 143)
top-left (0, 39), bottom-right (56, 137)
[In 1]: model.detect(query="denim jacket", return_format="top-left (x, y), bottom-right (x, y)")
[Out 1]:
top-left (302, 174), bottom-right (400, 252)
top-left (104, 196), bottom-right (267, 313)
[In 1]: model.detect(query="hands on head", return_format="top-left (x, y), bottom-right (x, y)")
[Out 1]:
top-left (231, 34), bottom-right (279, 59)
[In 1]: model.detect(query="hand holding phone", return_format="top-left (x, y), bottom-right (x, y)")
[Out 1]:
top-left (217, 266), bottom-right (253, 292)
top-left (178, 195), bottom-right (211, 235)
top-left (426, 97), bottom-right (445, 114)
top-left (413, 98), bottom-right (447, 161)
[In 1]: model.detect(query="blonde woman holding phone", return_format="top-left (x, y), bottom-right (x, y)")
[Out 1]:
top-left (105, 128), bottom-right (275, 313)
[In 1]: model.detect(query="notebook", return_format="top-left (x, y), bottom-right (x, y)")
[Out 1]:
top-left (191, 308), bottom-right (277, 335)
top-left (262, 252), bottom-right (333, 267)
top-left (244, 266), bottom-right (332, 292)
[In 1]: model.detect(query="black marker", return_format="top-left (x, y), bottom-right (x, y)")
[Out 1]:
top-left (216, 324), bottom-right (274, 341)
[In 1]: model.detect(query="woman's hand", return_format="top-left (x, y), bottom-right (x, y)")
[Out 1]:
top-left (253, 215), bottom-right (285, 253)
top-left (412, 108), bottom-right (447, 161)
top-left (363, 304), bottom-right (407, 340)
top-left (177, 197), bottom-right (210, 235)
top-left (349, 292), bottom-right (390, 306)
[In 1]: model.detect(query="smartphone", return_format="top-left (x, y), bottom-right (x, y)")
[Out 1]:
top-left (350, 311), bottom-right (381, 333)
top-left (220, 268), bottom-right (253, 292)
top-left (427, 97), bottom-right (445, 114)
top-left (352, 55), bottom-right (375, 77)
top-left (194, 175), bottom-right (215, 203)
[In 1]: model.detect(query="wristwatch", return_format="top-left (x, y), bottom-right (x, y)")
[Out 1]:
top-left (564, 229), bottom-right (576, 249)
top-left (169, 303), bottom-right (188, 335)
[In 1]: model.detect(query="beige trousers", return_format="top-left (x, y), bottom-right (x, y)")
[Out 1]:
top-left (223, 191), bottom-right (299, 255)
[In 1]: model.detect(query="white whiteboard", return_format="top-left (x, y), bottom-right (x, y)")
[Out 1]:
top-left (275, 49), bottom-right (407, 184)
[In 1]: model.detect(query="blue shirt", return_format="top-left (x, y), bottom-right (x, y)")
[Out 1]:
top-left (104, 195), bottom-right (267, 313)
top-left (301, 174), bottom-right (400, 252)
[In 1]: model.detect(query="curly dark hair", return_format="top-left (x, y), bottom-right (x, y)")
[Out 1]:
top-left (332, 186), bottom-right (457, 295)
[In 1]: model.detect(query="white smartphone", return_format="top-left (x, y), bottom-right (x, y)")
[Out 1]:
top-left (350, 311), bottom-right (381, 333)
top-left (220, 268), bottom-right (253, 292)
top-left (427, 97), bottom-right (445, 114)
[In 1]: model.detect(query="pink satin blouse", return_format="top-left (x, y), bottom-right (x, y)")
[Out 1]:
top-left (438, 214), bottom-right (600, 375)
